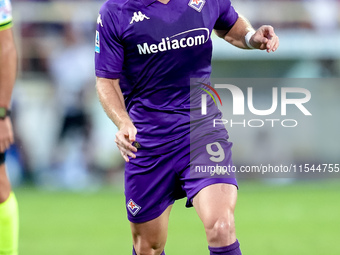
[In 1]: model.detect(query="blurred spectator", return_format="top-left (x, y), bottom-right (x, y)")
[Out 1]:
top-left (303, 0), bottom-right (339, 33)
top-left (47, 23), bottom-right (96, 190)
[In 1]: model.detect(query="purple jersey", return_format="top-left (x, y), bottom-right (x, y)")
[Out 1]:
top-left (95, 0), bottom-right (238, 152)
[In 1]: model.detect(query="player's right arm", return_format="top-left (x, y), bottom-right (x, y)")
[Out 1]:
top-left (95, 4), bottom-right (137, 162)
top-left (96, 77), bottom-right (137, 162)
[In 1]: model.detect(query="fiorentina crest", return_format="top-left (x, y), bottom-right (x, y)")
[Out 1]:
top-left (188, 0), bottom-right (206, 12)
top-left (127, 199), bottom-right (141, 216)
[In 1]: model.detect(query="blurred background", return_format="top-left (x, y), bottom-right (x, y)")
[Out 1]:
top-left (6, 0), bottom-right (340, 254)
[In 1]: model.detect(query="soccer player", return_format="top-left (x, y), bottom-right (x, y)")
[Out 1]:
top-left (0, 0), bottom-right (19, 255)
top-left (95, 0), bottom-right (279, 254)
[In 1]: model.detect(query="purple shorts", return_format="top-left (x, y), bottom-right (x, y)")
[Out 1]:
top-left (124, 128), bottom-right (237, 223)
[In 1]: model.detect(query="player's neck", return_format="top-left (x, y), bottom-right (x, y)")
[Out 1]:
top-left (157, 0), bottom-right (171, 4)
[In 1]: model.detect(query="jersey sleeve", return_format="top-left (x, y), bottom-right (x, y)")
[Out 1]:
top-left (213, 0), bottom-right (238, 31)
top-left (0, 0), bottom-right (13, 31)
top-left (95, 3), bottom-right (124, 79)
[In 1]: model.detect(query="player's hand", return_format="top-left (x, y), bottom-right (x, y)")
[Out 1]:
top-left (0, 117), bottom-right (14, 153)
top-left (250, 25), bottom-right (279, 53)
top-left (115, 121), bottom-right (138, 162)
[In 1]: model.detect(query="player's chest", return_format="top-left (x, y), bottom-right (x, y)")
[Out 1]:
top-left (121, 0), bottom-right (218, 49)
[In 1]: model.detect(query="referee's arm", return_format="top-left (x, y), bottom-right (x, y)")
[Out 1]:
top-left (0, 27), bottom-right (17, 153)
top-left (215, 15), bottom-right (279, 53)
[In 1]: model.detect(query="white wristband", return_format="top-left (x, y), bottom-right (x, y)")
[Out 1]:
top-left (245, 31), bottom-right (255, 49)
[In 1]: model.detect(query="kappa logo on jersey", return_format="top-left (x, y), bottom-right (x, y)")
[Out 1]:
top-left (127, 199), bottom-right (141, 216)
top-left (130, 11), bottom-right (150, 24)
top-left (188, 0), bottom-right (206, 12)
top-left (95, 30), bottom-right (100, 53)
top-left (97, 14), bottom-right (103, 27)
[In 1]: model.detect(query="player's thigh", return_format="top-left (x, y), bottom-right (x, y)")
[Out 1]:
top-left (0, 163), bottom-right (11, 203)
top-left (192, 183), bottom-right (237, 229)
top-left (130, 204), bottom-right (172, 250)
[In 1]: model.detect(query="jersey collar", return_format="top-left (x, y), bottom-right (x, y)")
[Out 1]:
top-left (141, 0), bottom-right (158, 6)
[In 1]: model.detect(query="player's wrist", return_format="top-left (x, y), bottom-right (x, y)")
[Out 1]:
top-left (245, 31), bottom-right (256, 49)
top-left (0, 107), bottom-right (11, 120)
top-left (118, 117), bottom-right (134, 130)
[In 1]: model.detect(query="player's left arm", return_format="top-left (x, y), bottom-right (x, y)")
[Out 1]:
top-left (0, 27), bottom-right (17, 152)
top-left (215, 15), bottom-right (279, 53)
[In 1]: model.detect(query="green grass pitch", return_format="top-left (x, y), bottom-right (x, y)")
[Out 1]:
top-left (16, 180), bottom-right (340, 254)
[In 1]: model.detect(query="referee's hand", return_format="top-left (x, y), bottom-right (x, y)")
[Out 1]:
top-left (115, 121), bottom-right (138, 162)
top-left (250, 25), bottom-right (279, 53)
top-left (0, 118), bottom-right (14, 153)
